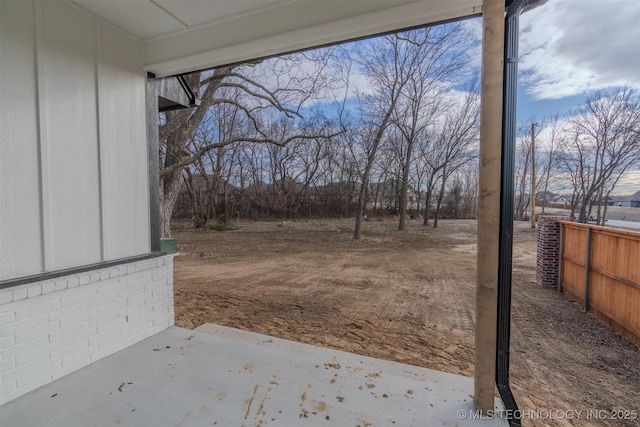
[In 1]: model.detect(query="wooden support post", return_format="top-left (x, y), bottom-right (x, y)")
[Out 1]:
top-left (474, 0), bottom-right (505, 413)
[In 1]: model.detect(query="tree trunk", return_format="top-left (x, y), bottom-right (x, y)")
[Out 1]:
top-left (423, 178), bottom-right (434, 226)
top-left (160, 169), bottom-right (184, 238)
top-left (354, 154), bottom-right (376, 240)
top-left (433, 168), bottom-right (447, 229)
top-left (398, 142), bottom-right (414, 231)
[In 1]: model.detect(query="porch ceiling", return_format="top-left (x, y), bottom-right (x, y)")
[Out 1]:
top-left (70, 0), bottom-right (483, 77)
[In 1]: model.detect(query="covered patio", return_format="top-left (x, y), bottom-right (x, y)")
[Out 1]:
top-left (1, 324), bottom-right (507, 426)
top-left (1, 0), bottom-right (534, 425)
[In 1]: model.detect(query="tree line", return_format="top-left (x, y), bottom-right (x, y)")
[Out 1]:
top-left (160, 23), bottom-right (480, 238)
top-left (514, 88), bottom-right (640, 225)
top-left (158, 22), bottom-right (640, 238)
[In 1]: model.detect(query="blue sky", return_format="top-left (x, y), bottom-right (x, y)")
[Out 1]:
top-left (515, 0), bottom-right (640, 121)
top-left (294, 1), bottom-right (640, 194)
top-left (515, 0), bottom-right (640, 194)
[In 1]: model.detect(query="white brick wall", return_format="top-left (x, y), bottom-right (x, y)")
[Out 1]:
top-left (0, 255), bottom-right (174, 405)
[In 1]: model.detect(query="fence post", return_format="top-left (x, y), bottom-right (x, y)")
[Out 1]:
top-left (582, 227), bottom-right (593, 313)
top-left (557, 223), bottom-right (564, 293)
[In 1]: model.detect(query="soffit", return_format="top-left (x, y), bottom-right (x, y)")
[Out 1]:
top-left (71, 0), bottom-right (483, 77)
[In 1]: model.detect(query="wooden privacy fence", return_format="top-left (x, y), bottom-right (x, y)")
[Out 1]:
top-left (557, 221), bottom-right (640, 345)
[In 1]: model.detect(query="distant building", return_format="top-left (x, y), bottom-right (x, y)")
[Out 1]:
top-left (617, 190), bottom-right (640, 208)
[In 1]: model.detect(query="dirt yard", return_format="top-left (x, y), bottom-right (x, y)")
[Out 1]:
top-left (172, 218), bottom-right (639, 426)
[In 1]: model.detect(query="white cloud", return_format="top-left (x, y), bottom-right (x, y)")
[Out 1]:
top-left (518, 0), bottom-right (640, 100)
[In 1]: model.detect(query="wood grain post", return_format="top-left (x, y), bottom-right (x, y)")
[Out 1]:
top-left (474, 0), bottom-right (505, 413)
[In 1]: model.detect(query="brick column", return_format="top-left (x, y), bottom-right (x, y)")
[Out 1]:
top-left (536, 215), bottom-right (571, 287)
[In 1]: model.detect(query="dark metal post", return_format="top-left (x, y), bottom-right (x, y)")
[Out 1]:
top-left (147, 73), bottom-right (161, 253)
top-left (497, 1), bottom-right (547, 425)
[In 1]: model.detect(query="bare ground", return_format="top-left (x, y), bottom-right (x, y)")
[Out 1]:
top-left (172, 218), bottom-right (639, 426)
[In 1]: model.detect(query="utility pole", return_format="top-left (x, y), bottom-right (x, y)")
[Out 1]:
top-left (530, 122), bottom-right (536, 228)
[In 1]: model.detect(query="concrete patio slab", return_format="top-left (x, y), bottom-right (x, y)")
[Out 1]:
top-left (1, 324), bottom-right (507, 426)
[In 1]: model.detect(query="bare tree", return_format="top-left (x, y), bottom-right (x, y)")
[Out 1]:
top-left (429, 88), bottom-right (480, 228)
top-left (562, 88), bottom-right (640, 223)
top-left (159, 50), bottom-right (345, 236)
top-left (536, 114), bottom-right (561, 214)
top-left (352, 25), bottom-right (474, 238)
top-left (352, 33), bottom-right (419, 240)
top-left (391, 24), bottom-right (473, 231)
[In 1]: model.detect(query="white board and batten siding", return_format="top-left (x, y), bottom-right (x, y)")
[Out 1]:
top-left (0, 0), bottom-right (150, 281)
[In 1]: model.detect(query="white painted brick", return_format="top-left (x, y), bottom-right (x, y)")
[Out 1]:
top-left (97, 334), bottom-right (126, 354)
top-left (51, 369), bottom-right (67, 382)
top-left (48, 360), bottom-right (63, 376)
top-left (120, 301), bottom-right (146, 318)
top-left (153, 301), bottom-right (173, 315)
top-left (48, 306), bottom-right (67, 323)
top-left (59, 325), bottom-right (91, 349)
top-left (41, 281), bottom-right (56, 294)
top-left (15, 344), bottom-right (50, 367)
top-left (48, 321), bottom-right (81, 345)
top-left (95, 298), bottom-right (126, 318)
top-left (67, 276), bottom-right (80, 288)
top-left (95, 315), bottom-right (124, 336)
top-left (77, 273), bottom-right (91, 286)
top-left (144, 293), bottom-right (168, 309)
top-left (26, 284), bottom-right (42, 298)
top-left (151, 287), bottom-right (168, 298)
top-left (60, 289), bottom-right (97, 308)
top-left (0, 379), bottom-right (17, 396)
top-left (1, 255), bottom-right (175, 405)
top-left (109, 267), bottom-right (121, 278)
top-left (126, 290), bottom-right (152, 307)
top-left (151, 270), bottom-right (171, 282)
top-left (0, 290), bottom-right (12, 304)
top-left (15, 298), bottom-right (60, 321)
top-left (96, 280), bottom-right (120, 297)
top-left (95, 323), bottom-right (122, 342)
top-left (15, 323), bottom-right (54, 344)
top-left (1, 337), bottom-right (48, 362)
top-left (12, 287), bottom-right (28, 302)
top-left (86, 292), bottom-right (118, 310)
top-left (137, 261), bottom-right (151, 272)
top-left (117, 285), bottom-right (145, 299)
top-left (0, 357), bottom-right (16, 372)
top-left (120, 271), bottom-right (146, 287)
top-left (53, 279), bottom-right (68, 292)
top-left (91, 271), bottom-right (102, 283)
top-left (16, 367), bottom-right (53, 392)
top-left (0, 334), bottom-right (16, 349)
top-left (59, 339), bottom-right (90, 361)
top-left (61, 353), bottom-right (90, 373)
top-left (2, 355), bottom-right (49, 382)
top-left (1, 314), bottom-right (48, 336)
top-left (0, 294), bottom-right (32, 314)
top-left (0, 310), bottom-right (16, 324)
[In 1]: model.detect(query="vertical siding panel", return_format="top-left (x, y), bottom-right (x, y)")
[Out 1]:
top-left (95, 20), bottom-right (105, 262)
top-left (0, 0), bottom-right (44, 279)
top-left (40, 2), bottom-right (102, 270)
top-left (98, 23), bottom-right (150, 260)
